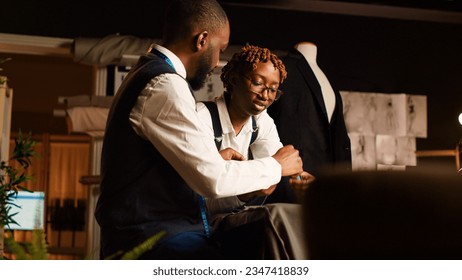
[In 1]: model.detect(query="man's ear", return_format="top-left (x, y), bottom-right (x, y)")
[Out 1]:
top-left (195, 31), bottom-right (209, 51)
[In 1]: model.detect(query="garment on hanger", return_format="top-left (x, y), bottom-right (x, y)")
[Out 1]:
top-left (267, 41), bottom-right (352, 175)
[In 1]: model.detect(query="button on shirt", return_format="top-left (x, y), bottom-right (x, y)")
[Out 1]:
top-left (129, 44), bottom-right (282, 198)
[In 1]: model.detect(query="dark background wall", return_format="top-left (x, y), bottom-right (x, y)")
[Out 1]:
top-left (1, 0), bottom-right (462, 151)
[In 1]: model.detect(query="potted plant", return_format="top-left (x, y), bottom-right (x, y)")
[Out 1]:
top-left (0, 131), bottom-right (37, 259)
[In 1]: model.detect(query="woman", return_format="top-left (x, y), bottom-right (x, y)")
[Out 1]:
top-left (197, 45), bottom-right (314, 259)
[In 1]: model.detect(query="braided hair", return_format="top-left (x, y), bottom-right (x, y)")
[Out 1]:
top-left (221, 45), bottom-right (287, 94)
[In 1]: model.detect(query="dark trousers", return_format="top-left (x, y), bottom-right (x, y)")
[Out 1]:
top-left (140, 230), bottom-right (224, 260)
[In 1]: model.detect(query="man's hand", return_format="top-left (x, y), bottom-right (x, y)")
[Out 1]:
top-left (272, 145), bottom-right (303, 176)
top-left (219, 147), bottom-right (245, 161)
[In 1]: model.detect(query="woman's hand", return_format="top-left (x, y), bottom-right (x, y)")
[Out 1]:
top-left (289, 171), bottom-right (315, 203)
top-left (219, 147), bottom-right (245, 161)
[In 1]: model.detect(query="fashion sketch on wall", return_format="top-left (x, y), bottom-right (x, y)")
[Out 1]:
top-left (349, 133), bottom-right (376, 170)
top-left (373, 93), bottom-right (406, 136)
top-left (342, 91), bottom-right (377, 135)
top-left (340, 91), bottom-right (427, 170)
top-left (376, 135), bottom-right (417, 166)
top-left (194, 67), bottom-right (224, 102)
top-left (406, 94), bottom-right (427, 138)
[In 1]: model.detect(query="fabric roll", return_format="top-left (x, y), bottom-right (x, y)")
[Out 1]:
top-left (73, 34), bottom-right (159, 66)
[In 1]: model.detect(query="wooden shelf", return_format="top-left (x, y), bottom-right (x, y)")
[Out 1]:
top-left (415, 149), bottom-right (456, 157)
top-left (79, 175), bottom-right (100, 185)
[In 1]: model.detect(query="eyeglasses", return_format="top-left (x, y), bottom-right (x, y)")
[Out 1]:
top-left (241, 74), bottom-right (284, 101)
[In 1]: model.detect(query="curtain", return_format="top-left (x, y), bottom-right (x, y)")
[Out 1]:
top-left (6, 135), bottom-right (91, 260)
top-left (46, 142), bottom-right (89, 259)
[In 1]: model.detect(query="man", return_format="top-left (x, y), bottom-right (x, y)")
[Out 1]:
top-left (95, 0), bottom-right (303, 260)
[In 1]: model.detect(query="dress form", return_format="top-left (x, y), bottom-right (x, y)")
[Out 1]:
top-left (295, 42), bottom-right (336, 123)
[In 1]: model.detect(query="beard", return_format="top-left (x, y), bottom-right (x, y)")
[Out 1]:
top-left (189, 47), bottom-right (214, 91)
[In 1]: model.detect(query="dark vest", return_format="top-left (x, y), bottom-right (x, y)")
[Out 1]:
top-left (95, 53), bottom-right (204, 256)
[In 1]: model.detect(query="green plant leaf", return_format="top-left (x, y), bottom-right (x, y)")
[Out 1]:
top-left (1, 129), bottom-right (37, 260)
top-left (28, 229), bottom-right (48, 260)
top-left (119, 231), bottom-right (166, 260)
top-left (5, 233), bottom-right (29, 260)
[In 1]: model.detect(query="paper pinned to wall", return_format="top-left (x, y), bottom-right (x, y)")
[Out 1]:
top-left (376, 135), bottom-right (417, 166)
top-left (340, 91), bottom-right (426, 171)
top-left (193, 65), bottom-right (225, 102)
top-left (349, 133), bottom-right (377, 171)
top-left (340, 91), bottom-right (427, 138)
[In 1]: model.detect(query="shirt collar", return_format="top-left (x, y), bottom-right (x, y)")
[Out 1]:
top-left (152, 44), bottom-right (187, 79)
top-left (216, 95), bottom-right (254, 136)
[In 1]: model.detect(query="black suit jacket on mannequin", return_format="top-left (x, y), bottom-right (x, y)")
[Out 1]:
top-left (267, 48), bottom-right (352, 176)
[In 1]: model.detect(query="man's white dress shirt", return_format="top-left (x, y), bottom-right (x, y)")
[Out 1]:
top-left (128, 44), bottom-right (282, 198)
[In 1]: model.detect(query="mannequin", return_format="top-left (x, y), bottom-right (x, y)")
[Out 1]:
top-left (295, 42), bottom-right (336, 123)
top-left (267, 41), bottom-right (351, 177)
